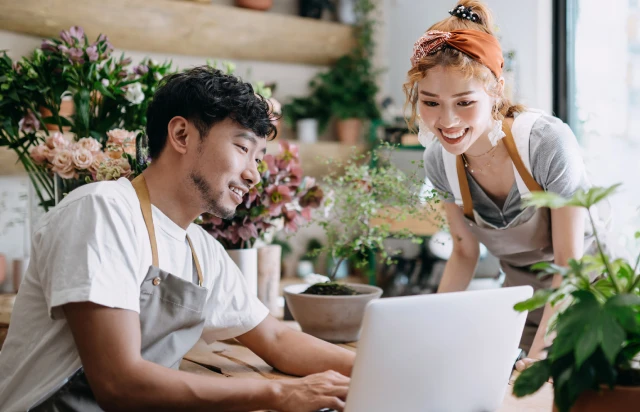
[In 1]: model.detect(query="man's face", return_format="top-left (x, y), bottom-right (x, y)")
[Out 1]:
top-left (187, 118), bottom-right (266, 219)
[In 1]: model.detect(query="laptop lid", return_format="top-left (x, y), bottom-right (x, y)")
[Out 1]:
top-left (345, 286), bottom-right (533, 412)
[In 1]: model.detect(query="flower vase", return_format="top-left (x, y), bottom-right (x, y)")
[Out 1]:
top-left (227, 248), bottom-right (258, 296)
top-left (257, 244), bottom-right (281, 315)
top-left (54, 174), bottom-right (87, 205)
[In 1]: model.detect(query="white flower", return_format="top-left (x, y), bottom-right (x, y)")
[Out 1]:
top-left (124, 83), bottom-right (144, 105)
top-left (270, 217), bottom-right (285, 232)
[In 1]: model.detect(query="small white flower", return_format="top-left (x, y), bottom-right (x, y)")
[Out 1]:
top-left (124, 83), bottom-right (144, 105)
top-left (101, 78), bottom-right (109, 87)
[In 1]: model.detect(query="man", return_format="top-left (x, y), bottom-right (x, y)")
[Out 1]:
top-left (0, 66), bottom-right (354, 412)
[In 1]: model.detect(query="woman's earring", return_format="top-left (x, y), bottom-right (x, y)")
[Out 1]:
top-left (418, 119), bottom-right (436, 147)
top-left (487, 119), bottom-right (505, 147)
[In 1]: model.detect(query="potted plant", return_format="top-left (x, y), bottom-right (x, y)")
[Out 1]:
top-left (283, 144), bottom-right (442, 342)
top-left (281, 95), bottom-right (329, 143)
top-left (235, 0), bottom-right (273, 11)
top-left (199, 140), bottom-right (323, 297)
top-left (298, 0), bottom-right (335, 19)
top-left (512, 184), bottom-right (640, 411)
top-left (309, 0), bottom-right (380, 145)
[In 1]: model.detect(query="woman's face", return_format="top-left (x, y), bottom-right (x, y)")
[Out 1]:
top-left (417, 65), bottom-right (496, 155)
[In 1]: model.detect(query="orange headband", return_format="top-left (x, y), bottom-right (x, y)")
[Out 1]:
top-left (410, 30), bottom-right (504, 79)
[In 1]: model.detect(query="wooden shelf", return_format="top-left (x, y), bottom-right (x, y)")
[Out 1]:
top-left (0, 0), bottom-right (355, 66)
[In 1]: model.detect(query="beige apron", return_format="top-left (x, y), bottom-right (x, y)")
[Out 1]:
top-left (29, 175), bottom-right (208, 411)
top-left (442, 111), bottom-right (596, 353)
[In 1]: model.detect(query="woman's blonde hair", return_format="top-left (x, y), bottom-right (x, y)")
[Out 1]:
top-left (403, 0), bottom-right (525, 130)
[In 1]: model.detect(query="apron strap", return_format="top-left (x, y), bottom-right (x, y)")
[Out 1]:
top-left (454, 118), bottom-right (544, 223)
top-left (456, 155), bottom-right (475, 220)
top-left (501, 123), bottom-right (543, 193)
top-left (131, 175), bottom-right (204, 287)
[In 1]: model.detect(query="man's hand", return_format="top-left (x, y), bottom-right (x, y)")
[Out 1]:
top-left (273, 370), bottom-right (350, 412)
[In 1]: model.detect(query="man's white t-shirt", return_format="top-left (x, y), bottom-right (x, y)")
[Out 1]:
top-left (0, 178), bottom-right (269, 411)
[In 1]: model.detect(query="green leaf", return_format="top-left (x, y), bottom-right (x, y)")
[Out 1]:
top-left (574, 316), bottom-right (599, 368)
top-left (599, 311), bottom-right (626, 364)
top-left (513, 289), bottom-right (553, 312)
top-left (522, 191), bottom-right (572, 209)
top-left (604, 294), bottom-right (640, 333)
top-left (513, 359), bottom-right (552, 397)
top-left (585, 184), bottom-right (621, 208)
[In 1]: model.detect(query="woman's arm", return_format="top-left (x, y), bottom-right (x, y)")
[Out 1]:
top-left (527, 205), bottom-right (585, 359)
top-left (437, 202), bottom-right (481, 293)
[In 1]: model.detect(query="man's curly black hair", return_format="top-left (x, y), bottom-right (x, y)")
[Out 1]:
top-left (146, 66), bottom-right (277, 159)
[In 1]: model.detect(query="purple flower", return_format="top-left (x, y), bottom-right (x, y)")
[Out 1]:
top-left (69, 26), bottom-right (84, 43)
top-left (134, 65), bottom-right (149, 75)
top-left (86, 45), bottom-right (99, 62)
top-left (58, 44), bottom-right (69, 55)
top-left (68, 48), bottom-right (84, 64)
top-left (41, 40), bottom-right (57, 52)
top-left (60, 30), bottom-right (73, 45)
top-left (121, 57), bottom-right (132, 66)
top-left (18, 111), bottom-right (40, 134)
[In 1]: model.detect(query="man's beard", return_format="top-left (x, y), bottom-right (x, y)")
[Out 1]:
top-left (189, 171), bottom-right (235, 219)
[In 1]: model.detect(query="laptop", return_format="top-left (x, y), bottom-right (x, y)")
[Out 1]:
top-left (344, 286), bottom-right (533, 412)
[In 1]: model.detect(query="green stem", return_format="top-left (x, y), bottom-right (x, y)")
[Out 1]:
top-left (330, 255), bottom-right (346, 281)
top-left (588, 209), bottom-right (619, 293)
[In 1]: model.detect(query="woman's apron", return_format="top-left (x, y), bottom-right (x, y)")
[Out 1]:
top-left (29, 175), bottom-right (208, 411)
top-left (442, 111), bottom-right (596, 353)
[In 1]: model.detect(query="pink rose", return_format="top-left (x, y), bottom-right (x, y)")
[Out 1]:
top-left (51, 149), bottom-right (76, 179)
top-left (72, 148), bottom-right (94, 170)
top-left (75, 137), bottom-right (102, 153)
top-left (89, 152), bottom-right (108, 175)
top-left (106, 129), bottom-right (136, 146)
top-left (29, 144), bottom-right (50, 165)
top-left (106, 145), bottom-right (124, 159)
top-left (115, 158), bottom-right (132, 178)
top-left (45, 132), bottom-right (69, 150)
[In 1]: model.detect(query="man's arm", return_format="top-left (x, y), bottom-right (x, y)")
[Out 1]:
top-left (64, 302), bottom-right (349, 412)
top-left (237, 315), bottom-right (356, 377)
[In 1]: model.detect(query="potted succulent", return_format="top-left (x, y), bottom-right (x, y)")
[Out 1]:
top-left (512, 184), bottom-right (640, 412)
top-left (283, 144), bottom-right (442, 342)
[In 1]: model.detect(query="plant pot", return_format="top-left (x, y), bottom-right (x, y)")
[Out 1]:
top-left (296, 118), bottom-right (318, 143)
top-left (553, 385), bottom-right (640, 411)
top-left (235, 0), bottom-right (273, 11)
top-left (299, 0), bottom-right (324, 19)
top-left (257, 244), bottom-right (281, 315)
top-left (283, 283), bottom-right (382, 342)
top-left (336, 118), bottom-right (362, 145)
top-left (337, 0), bottom-right (357, 24)
top-left (227, 248), bottom-right (258, 296)
top-left (39, 98), bottom-right (74, 132)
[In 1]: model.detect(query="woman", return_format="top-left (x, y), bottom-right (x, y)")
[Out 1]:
top-left (404, 0), bottom-right (603, 368)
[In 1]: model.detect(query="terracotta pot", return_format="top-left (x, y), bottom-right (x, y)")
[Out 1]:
top-left (336, 118), bottom-right (363, 145)
top-left (39, 99), bottom-right (75, 132)
top-left (553, 385), bottom-right (640, 411)
top-left (257, 245), bottom-right (281, 315)
top-left (283, 283), bottom-right (382, 343)
top-left (235, 0), bottom-right (273, 11)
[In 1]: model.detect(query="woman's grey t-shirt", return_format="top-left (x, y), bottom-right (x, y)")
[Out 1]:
top-left (423, 114), bottom-right (591, 228)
